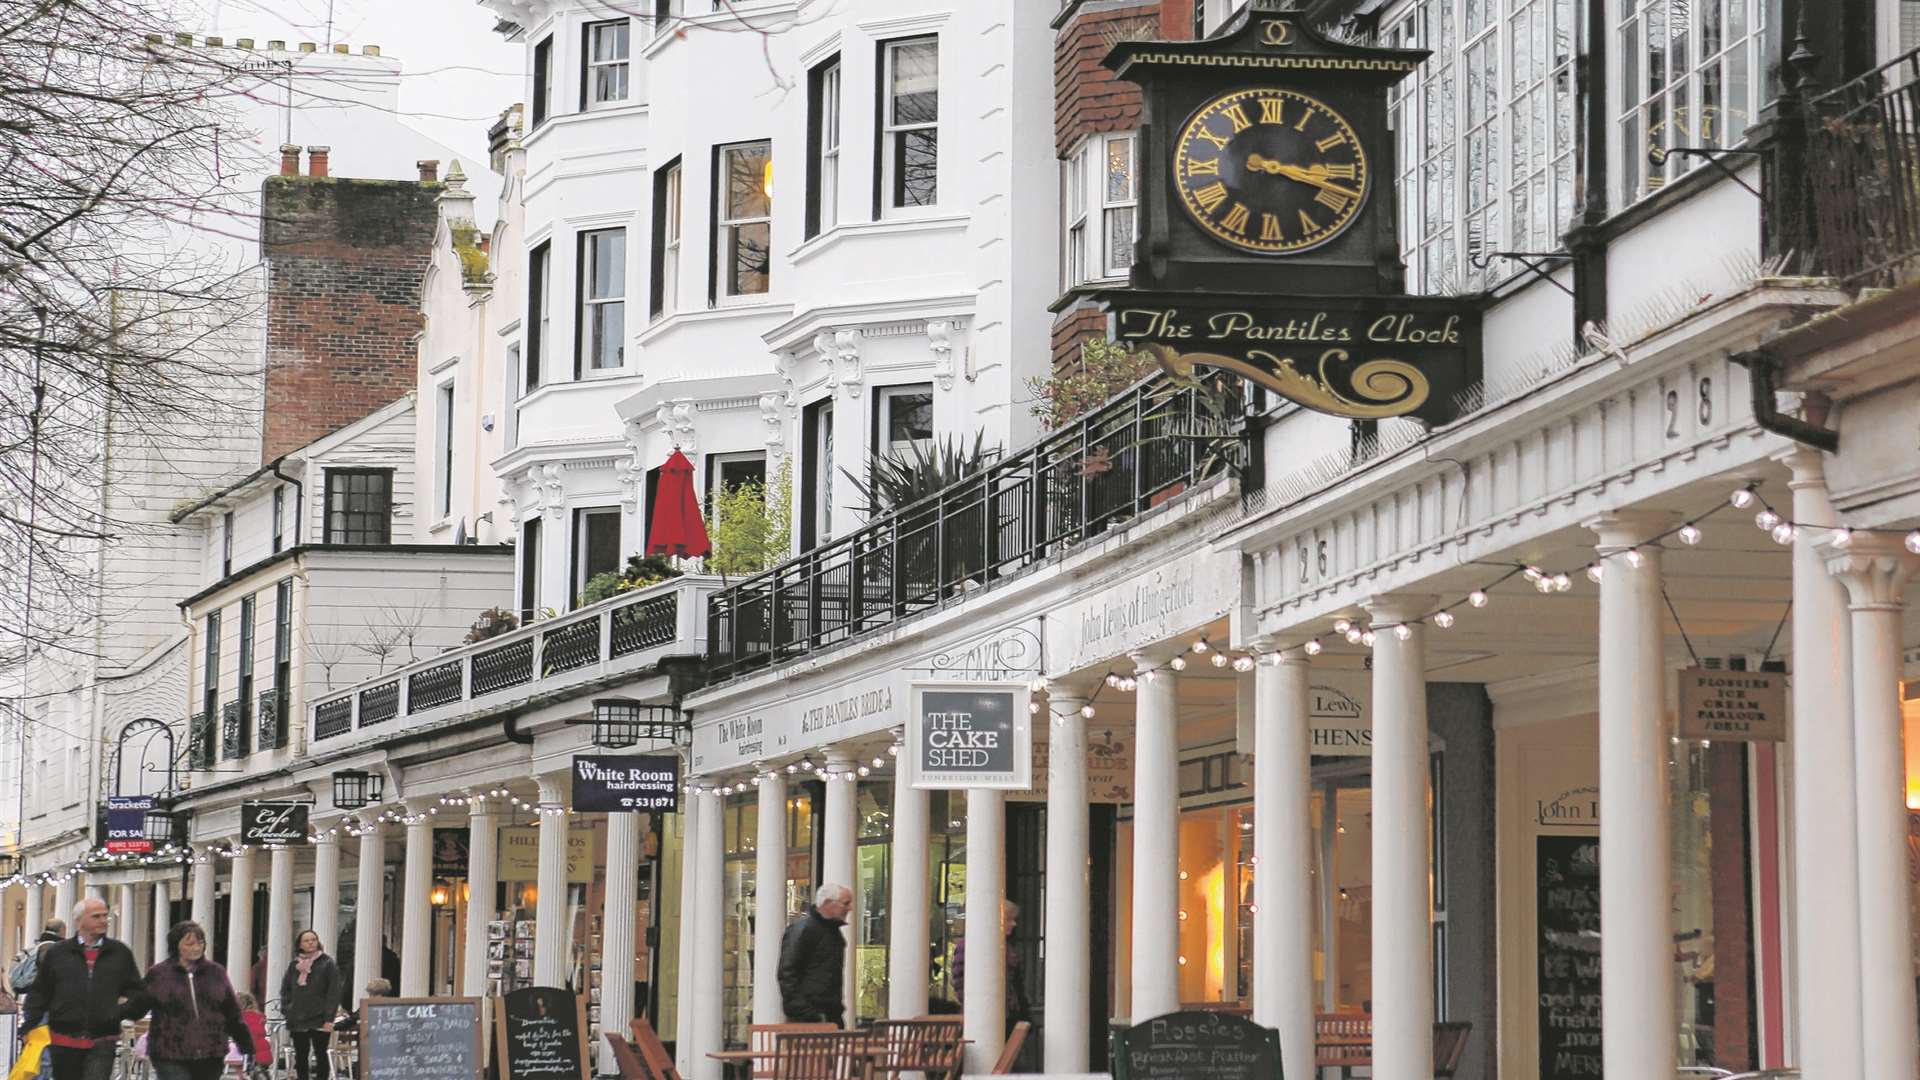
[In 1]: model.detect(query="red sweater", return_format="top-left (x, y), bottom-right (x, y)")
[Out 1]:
top-left (242, 1012), bottom-right (269, 1060)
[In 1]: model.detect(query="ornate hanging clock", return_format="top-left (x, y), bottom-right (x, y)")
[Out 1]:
top-left (1171, 87), bottom-right (1372, 255)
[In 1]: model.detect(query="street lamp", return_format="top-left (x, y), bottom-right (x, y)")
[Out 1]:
top-left (332, 769), bottom-right (384, 810)
top-left (591, 698), bottom-right (684, 748)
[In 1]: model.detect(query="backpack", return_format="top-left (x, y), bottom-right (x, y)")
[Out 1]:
top-left (8, 942), bottom-right (45, 994)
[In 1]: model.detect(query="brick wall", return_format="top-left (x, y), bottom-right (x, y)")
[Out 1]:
top-left (260, 176), bottom-right (439, 462)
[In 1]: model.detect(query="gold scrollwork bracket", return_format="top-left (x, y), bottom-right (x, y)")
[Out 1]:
top-left (1146, 343), bottom-right (1430, 419)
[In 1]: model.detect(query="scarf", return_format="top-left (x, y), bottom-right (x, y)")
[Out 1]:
top-left (295, 951), bottom-right (320, 986)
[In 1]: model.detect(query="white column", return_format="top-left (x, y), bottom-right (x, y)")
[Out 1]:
top-left (151, 882), bottom-right (172, 963)
top-left (1829, 538), bottom-right (1919, 1080)
top-left (353, 822), bottom-right (387, 1005)
top-left (1365, 597), bottom-right (1437, 1080)
top-left (962, 788), bottom-right (1006, 1073)
top-left (1129, 651), bottom-right (1180, 1022)
top-left (311, 831), bottom-right (340, 964)
top-left (228, 843), bottom-right (257, 978)
top-left (1781, 449), bottom-right (1864, 1080)
top-left (85, 880), bottom-right (104, 903)
top-left (266, 845), bottom-right (296, 1013)
top-left (1253, 648), bottom-right (1315, 1080)
top-left (53, 877), bottom-right (75, 931)
top-left (25, 882), bottom-right (43, 941)
top-left (191, 854), bottom-right (216, 933)
top-left (674, 791), bottom-right (701, 1076)
top-left (888, 754), bottom-right (930, 1022)
top-left (532, 775), bottom-right (571, 988)
top-left (1041, 691), bottom-right (1090, 1072)
top-left (1589, 517), bottom-right (1675, 1080)
top-left (461, 799), bottom-right (497, 998)
top-left (600, 808), bottom-right (642, 1073)
top-left (691, 789), bottom-right (725, 1080)
top-left (754, 770), bottom-right (789, 1024)
top-left (117, 883), bottom-right (141, 966)
top-left (400, 800), bottom-right (435, 996)
top-left (822, 753), bottom-right (858, 1020)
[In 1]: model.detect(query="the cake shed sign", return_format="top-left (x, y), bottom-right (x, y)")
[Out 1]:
top-left (1677, 668), bottom-right (1785, 742)
top-left (908, 681), bottom-right (1033, 790)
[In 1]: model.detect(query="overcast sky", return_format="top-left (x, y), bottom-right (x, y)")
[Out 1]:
top-left (196, 0), bottom-right (526, 162)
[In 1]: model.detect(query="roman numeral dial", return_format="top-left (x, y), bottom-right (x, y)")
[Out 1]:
top-left (1171, 87), bottom-right (1371, 255)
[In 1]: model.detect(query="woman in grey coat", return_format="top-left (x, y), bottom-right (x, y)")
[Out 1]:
top-left (278, 931), bottom-right (341, 1080)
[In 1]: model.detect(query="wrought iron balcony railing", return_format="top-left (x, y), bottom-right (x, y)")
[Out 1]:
top-left (307, 575), bottom-right (715, 747)
top-left (257, 689), bottom-right (287, 751)
top-left (187, 711), bottom-right (214, 770)
top-left (1780, 46), bottom-right (1920, 285)
top-left (706, 374), bottom-right (1244, 682)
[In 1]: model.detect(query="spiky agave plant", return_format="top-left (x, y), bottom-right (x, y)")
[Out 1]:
top-left (841, 429), bottom-right (995, 513)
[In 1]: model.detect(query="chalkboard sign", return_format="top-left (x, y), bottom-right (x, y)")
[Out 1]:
top-left (359, 997), bottom-right (484, 1080)
top-left (1537, 835), bottom-right (1602, 1079)
top-left (1111, 1010), bottom-right (1283, 1080)
top-left (496, 987), bottom-right (590, 1080)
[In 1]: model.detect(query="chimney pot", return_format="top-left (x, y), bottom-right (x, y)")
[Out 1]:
top-left (205, 35), bottom-right (223, 47)
top-left (306, 146), bottom-right (330, 178)
top-left (236, 38), bottom-right (254, 49)
top-left (144, 33), bottom-right (162, 45)
top-left (417, 160), bottom-right (440, 183)
top-left (332, 43), bottom-right (349, 54)
top-left (362, 45), bottom-right (381, 56)
top-left (298, 41), bottom-right (316, 52)
top-left (267, 40), bottom-right (285, 50)
top-left (279, 144), bottom-right (301, 177)
top-left (174, 32), bottom-right (193, 46)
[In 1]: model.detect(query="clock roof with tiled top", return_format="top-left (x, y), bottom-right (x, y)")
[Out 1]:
top-left (1105, 0), bottom-right (1429, 296)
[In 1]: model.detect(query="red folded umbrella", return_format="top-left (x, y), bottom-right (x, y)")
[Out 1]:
top-left (647, 448), bottom-right (712, 558)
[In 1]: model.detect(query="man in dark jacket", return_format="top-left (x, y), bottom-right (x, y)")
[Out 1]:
top-left (24, 898), bottom-right (148, 1080)
top-left (776, 884), bottom-right (851, 1026)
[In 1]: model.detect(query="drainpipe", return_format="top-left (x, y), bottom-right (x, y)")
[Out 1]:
top-left (269, 458), bottom-right (303, 542)
top-left (1732, 348), bottom-right (1840, 452)
top-left (503, 713), bottom-right (534, 745)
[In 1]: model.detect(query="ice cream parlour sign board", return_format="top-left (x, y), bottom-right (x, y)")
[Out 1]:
top-left (1676, 667), bottom-right (1785, 742)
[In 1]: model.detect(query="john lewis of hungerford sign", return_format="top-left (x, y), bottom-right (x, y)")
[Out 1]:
top-left (908, 682), bottom-right (1033, 791)
top-left (1046, 550), bottom-right (1241, 674)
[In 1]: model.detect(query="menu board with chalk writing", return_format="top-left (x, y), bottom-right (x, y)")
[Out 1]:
top-left (1537, 835), bottom-right (1602, 1079)
top-left (1110, 1010), bottom-right (1282, 1080)
top-left (359, 998), bottom-right (483, 1080)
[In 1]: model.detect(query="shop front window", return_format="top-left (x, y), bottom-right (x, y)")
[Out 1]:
top-left (719, 789), bottom-right (817, 1047)
top-left (856, 783), bottom-right (893, 1025)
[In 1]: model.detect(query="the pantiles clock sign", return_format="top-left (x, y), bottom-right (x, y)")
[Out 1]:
top-left (1102, 1), bottom-right (1482, 426)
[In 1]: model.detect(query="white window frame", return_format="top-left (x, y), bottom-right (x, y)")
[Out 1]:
top-left (817, 61), bottom-right (842, 232)
top-left (1061, 131), bottom-right (1136, 289)
top-left (585, 20), bottom-right (631, 108)
top-left (880, 37), bottom-right (940, 213)
top-left (579, 227), bottom-right (627, 374)
top-left (661, 164), bottom-right (683, 317)
top-left (717, 141), bottom-right (773, 299)
top-left (876, 384), bottom-right (934, 468)
top-left (434, 380), bottom-right (456, 520)
top-left (1613, 0), bottom-right (1765, 208)
top-left (572, 506), bottom-right (623, 606)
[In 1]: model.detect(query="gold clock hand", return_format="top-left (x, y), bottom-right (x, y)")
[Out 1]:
top-left (1269, 162), bottom-right (1361, 201)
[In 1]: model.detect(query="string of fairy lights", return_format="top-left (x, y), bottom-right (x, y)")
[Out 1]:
top-left (12, 488), bottom-right (1914, 877)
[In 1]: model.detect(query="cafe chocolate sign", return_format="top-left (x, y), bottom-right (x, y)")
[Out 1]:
top-left (241, 801), bottom-right (309, 846)
top-left (1110, 292), bottom-right (1482, 425)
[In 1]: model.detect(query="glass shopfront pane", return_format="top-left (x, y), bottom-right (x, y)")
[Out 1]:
top-left (855, 783), bottom-right (893, 1026)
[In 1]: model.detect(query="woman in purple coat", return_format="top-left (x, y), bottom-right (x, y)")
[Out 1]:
top-left (143, 922), bottom-right (256, 1080)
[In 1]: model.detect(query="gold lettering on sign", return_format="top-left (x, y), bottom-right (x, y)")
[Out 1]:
top-left (1260, 19), bottom-right (1293, 46)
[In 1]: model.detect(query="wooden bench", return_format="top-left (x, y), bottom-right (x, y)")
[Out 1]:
top-left (1313, 1014), bottom-right (1473, 1077)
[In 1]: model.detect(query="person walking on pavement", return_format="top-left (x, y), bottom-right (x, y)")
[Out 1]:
top-left (278, 930), bottom-right (341, 1080)
top-left (24, 898), bottom-right (149, 1080)
top-left (777, 884), bottom-right (852, 1027)
top-left (141, 921), bottom-right (254, 1080)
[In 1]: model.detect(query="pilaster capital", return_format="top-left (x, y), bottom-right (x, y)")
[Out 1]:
top-left (1249, 636), bottom-right (1312, 666)
top-left (1584, 511), bottom-right (1678, 554)
top-left (1826, 534), bottom-right (1919, 610)
top-left (1361, 594), bottom-right (1437, 627)
top-left (1129, 647), bottom-right (1182, 674)
top-left (535, 772), bottom-right (567, 805)
top-left (1771, 446), bottom-right (1832, 488)
top-left (824, 750), bottom-right (857, 769)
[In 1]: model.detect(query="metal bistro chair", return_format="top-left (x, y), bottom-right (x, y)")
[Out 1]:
top-left (328, 1027), bottom-right (359, 1080)
top-left (772, 1030), bottom-right (869, 1080)
top-left (865, 1018), bottom-right (963, 1080)
top-left (746, 1023), bottom-right (837, 1079)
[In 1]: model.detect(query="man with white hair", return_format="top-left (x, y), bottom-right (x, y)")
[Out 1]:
top-left (776, 883), bottom-right (852, 1027)
top-left (23, 898), bottom-right (148, 1080)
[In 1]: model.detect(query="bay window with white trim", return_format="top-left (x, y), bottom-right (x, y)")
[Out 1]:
top-left (1615, 0), bottom-right (1765, 206)
top-left (1060, 131), bottom-right (1137, 289)
top-left (880, 37), bottom-right (939, 211)
top-left (717, 141), bottom-right (772, 298)
top-left (579, 227), bottom-right (626, 374)
top-left (584, 20), bottom-right (630, 108)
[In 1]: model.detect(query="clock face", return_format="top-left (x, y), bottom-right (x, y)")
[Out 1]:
top-left (1172, 88), bottom-right (1371, 255)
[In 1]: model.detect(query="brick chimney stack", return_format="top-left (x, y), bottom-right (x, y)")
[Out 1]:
top-left (279, 144), bottom-right (301, 176)
top-left (417, 160), bottom-right (440, 183)
top-left (306, 146), bottom-right (330, 177)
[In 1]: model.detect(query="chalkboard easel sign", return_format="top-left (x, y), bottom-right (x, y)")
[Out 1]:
top-left (497, 986), bottom-right (591, 1080)
top-left (359, 997), bottom-right (484, 1080)
top-left (1111, 1010), bottom-right (1284, 1080)
top-left (1537, 834), bottom-right (1602, 1079)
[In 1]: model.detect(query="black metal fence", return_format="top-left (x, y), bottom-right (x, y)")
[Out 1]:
top-left (1786, 47), bottom-right (1920, 284)
top-left (706, 375), bottom-right (1242, 681)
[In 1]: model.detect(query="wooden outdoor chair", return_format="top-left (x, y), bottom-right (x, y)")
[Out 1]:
top-left (988, 1021), bottom-right (1031, 1075)
top-left (747, 1023), bottom-right (836, 1078)
top-left (625, 1019), bottom-right (685, 1080)
top-left (865, 1018), bottom-right (963, 1080)
top-left (1313, 1011), bottom-right (1372, 1069)
top-left (1181, 1001), bottom-right (1253, 1015)
top-left (604, 1033), bottom-right (651, 1080)
top-left (1433, 1021), bottom-right (1472, 1078)
top-left (771, 1030), bottom-right (868, 1080)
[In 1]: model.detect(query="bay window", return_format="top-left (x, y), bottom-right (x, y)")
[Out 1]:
top-left (1061, 132), bottom-right (1136, 289)
top-left (880, 38), bottom-right (939, 211)
top-left (652, 160), bottom-right (682, 319)
top-left (578, 227), bottom-right (626, 374)
top-left (716, 141), bottom-right (772, 298)
top-left (1616, 0), bottom-right (1764, 206)
top-left (584, 20), bottom-right (630, 108)
top-left (808, 58), bottom-right (842, 237)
